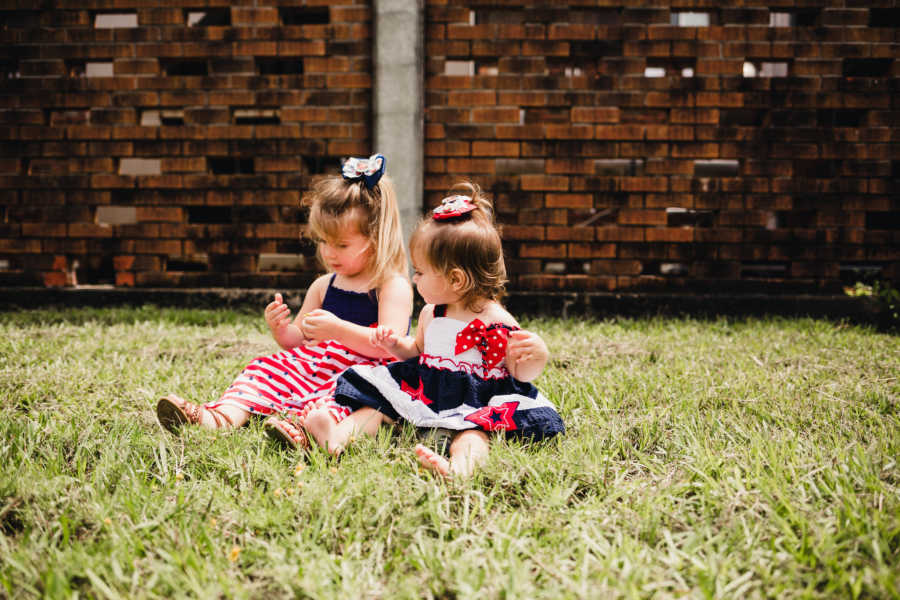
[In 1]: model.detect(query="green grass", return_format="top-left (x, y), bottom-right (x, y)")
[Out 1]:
top-left (1, 306), bottom-right (898, 599)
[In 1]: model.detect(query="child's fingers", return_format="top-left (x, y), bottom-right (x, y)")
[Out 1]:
top-left (274, 292), bottom-right (283, 304)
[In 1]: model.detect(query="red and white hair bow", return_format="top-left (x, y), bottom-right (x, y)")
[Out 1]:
top-left (454, 319), bottom-right (509, 368)
top-left (432, 195), bottom-right (476, 220)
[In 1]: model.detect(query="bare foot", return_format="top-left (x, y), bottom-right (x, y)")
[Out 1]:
top-left (415, 444), bottom-right (452, 477)
top-left (303, 407), bottom-right (344, 455)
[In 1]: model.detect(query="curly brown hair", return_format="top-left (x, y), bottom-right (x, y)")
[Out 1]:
top-left (409, 182), bottom-right (506, 310)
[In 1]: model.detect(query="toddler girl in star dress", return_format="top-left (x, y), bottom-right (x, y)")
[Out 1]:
top-left (156, 155), bottom-right (413, 438)
top-left (300, 182), bottom-right (564, 477)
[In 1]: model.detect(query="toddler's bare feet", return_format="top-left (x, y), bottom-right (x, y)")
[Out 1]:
top-left (303, 407), bottom-right (345, 455)
top-left (414, 444), bottom-right (452, 477)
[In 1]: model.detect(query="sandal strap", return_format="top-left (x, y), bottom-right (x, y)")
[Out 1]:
top-left (206, 406), bottom-right (234, 428)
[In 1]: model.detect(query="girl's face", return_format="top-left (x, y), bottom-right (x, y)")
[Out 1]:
top-left (318, 217), bottom-right (372, 278)
top-left (411, 250), bottom-right (460, 306)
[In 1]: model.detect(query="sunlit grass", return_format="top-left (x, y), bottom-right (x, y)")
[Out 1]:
top-left (1, 307), bottom-right (898, 598)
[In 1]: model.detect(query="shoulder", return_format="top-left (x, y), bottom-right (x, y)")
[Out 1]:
top-left (419, 303), bottom-right (436, 321)
top-left (376, 273), bottom-right (413, 307)
top-left (377, 273), bottom-right (413, 297)
top-left (307, 273), bottom-right (333, 299)
top-left (483, 302), bottom-right (519, 329)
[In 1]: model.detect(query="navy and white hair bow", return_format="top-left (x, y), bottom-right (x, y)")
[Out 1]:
top-left (341, 154), bottom-right (386, 189)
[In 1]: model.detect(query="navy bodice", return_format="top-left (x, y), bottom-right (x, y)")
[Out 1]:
top-left (320, 274), bottom-right (379, 328)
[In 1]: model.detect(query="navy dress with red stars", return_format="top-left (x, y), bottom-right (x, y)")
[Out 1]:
top-left (333, 304), bottom-right (565, 440)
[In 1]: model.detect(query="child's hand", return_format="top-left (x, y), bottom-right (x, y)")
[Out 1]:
top-left (370, 325), bottom-right (399, 351)
top-left (265, 293), bottom-right (292, 334)
top-left (506, 329), bottom-right (549, 381)
top-left (300, 309), bottom-right (340, 344)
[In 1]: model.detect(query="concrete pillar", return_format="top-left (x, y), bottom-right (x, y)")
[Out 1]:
top-left (373, 0), bottom-right (424, 252)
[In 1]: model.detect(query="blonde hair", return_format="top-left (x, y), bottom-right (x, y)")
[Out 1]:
top-left (410, 182), bottom-right (506, 310)
top-left (304, 174), bottom-right (407, 289)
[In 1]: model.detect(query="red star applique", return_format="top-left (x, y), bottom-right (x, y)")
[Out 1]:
top-left (401, 378), bottom-right (432, 405)
top-left (464, 401), bottom-right (519, 432)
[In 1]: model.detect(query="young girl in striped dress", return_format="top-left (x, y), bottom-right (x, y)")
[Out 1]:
top-left (156, 155), bottom-right (413, 436)
top-left (298, 182), bottom-right (564, 477)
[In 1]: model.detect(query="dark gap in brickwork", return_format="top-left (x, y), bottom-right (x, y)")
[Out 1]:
top-left (787, 9), bottom-right (820, 27)
top-left (256, 58), bottom-right (303, 76)
top-left (167, 256), bottom-right (209, 272)
top-left (571, 41), bottom-right (623, 58)
top-left (160, 110), bottom-right (184, 126)
top-left (302, 156), bottom-right (340, 175)
top-left (818, 110), bottom-right (866, 128)
top-left (667, 208), bottom-right (714, 228)
top-left (720, 109), bottom-right (764, 126)
top-left (892, 162), bottom-right (900, 180)
top-left (185, 8), bottom-right (231, 26)
top-left (161, 59), bottom-right (208, 77)
top-left (866, 212), bottom-right (900, 231)
top-left (741, 262), bottom-right (788, 278)
top-left (839, 264), bottom-right (883, 283)
top-left (188, 206), bottom-right (232, 224)
top-left (868, 9), bottom-right (900, 28)
top-left (111, 190), bottom-right (135, 204)
top-left (280, 7), bottom-right (329, 25)
top-left (2, 11), bottom-right (41, 27)
top-left (776, 210), bottom-right (816, 229)
top-left (77, 254), bottom-right (116, 286)
top-left (208, 158), bottom-right (254, 175)
top-left (1, 60), bottom-right (18, 79)
top-left (770, 110), bottom-right (814, 127)
top-left (794, 160), bottom-right (840, 179)
top-left (235, 207), bottom-right (275, 224)
top-left (65, 60), bottom-right (86, 78)
top-left (842, 59), bottom-right (893, 78)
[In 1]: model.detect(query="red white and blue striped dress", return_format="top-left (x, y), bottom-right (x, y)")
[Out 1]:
top-left (206, 275), bottom-right (389, 422)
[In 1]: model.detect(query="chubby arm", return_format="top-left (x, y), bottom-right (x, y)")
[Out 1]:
top-left (371, 304), bottom-right (431, 360)
top-left (301, 274), bottom-right (414, 359)
top-left (264, 274), bottom-right (329, 350)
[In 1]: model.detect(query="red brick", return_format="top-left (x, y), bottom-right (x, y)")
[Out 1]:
top-left (471, 141), bottom-right (518, 157)
top-left (568, 243), bottom-right (616, 259)
top-left (520, 175), bottom-right (569, 192)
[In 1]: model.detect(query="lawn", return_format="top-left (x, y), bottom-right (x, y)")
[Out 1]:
top-left (1, 306), bottom-right (898, 599)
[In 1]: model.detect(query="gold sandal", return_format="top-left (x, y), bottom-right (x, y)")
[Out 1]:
top-left (157, 394), bottom-right (234, 432)
top-left (264, 416), bottom-right (309, 450)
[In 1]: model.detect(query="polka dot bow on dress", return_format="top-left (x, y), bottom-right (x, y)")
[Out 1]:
top-left (454, 319), bottom-right (510, 368)
top-left (341, 153), bottom-right (386, 189)
top-left (432, 195), bottom-right (477, 220)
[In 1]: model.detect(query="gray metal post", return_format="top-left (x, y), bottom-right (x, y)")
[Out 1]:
top-left (373, 0), bottom-right (424, 257)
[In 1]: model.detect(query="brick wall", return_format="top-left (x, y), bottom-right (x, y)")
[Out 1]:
top-left (0, 1), bottom-right (371, 288)
top-left (425, 2), bottom-right (899, 293)
top-left (1, 1), bottom-right (898, 294)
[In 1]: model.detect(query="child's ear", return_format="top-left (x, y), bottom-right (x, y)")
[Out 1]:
top-left (448, 268), bottom-right (470, 293)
